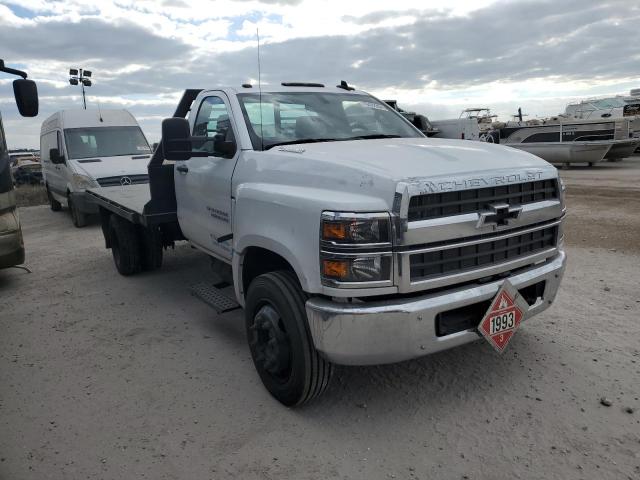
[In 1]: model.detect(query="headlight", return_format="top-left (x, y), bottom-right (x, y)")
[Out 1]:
top-left (71, 173), bottom-right (98, 189)
top-left (321, 211), bottom-right (391, 245)
top-left (320, 211), bottom-right (393, 287)
top-left (558, 177), bottom-right (566, 205)
top-left (321, 254), bottom-right (392, 284)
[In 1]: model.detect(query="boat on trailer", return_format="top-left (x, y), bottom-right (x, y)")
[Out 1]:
top-left (485, 117), bottom-right (636, 167)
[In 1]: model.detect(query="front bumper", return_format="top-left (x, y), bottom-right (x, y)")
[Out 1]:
top-left (70, 191), bottom-right (99, 214)
top-left (305, 250), bottom-right (566, 365)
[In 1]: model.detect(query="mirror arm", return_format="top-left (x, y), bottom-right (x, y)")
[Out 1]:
top-left (166, 136), bottom-right (215, 145)
top-left (0, 61), bottom-right (27, 79)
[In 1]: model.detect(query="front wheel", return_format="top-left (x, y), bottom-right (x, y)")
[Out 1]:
top-left (245, 271), bottom-right (333, 406)
top-left (68, 195), bottom-right (87, 228)
top-left (47, 186), bottom-right (62, 212)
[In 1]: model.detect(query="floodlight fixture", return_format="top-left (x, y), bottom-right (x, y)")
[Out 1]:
top-left (68, 67), bottom-right (93, 109)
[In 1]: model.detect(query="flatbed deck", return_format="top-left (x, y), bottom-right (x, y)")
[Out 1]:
top-left (87, 184), bottom-right (177, 226)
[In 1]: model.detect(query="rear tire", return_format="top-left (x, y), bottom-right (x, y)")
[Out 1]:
top-left (109, 215), bottom-right (142, 276)
top-left (68, 195), bottom-right (88, 228)
top-left (245, 271), bottom-right (333, 406)
top-left (47, 186), bottom-right (62, 212)
top-left (139, 225), bottom-right (163, 271)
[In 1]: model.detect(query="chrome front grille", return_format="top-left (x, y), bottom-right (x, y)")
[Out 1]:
top-left (407, 179), bottom-right (559, 221)
top-left (96, 174), bottom-right (149, 187)
top-left (409, 223), bottom-right (558, 282)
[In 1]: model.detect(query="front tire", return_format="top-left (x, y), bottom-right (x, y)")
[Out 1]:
top-left (68, 195), bottom-right (87, 227)
top-left (245, 271), bottom-right (333, 406)
top-left (47, 186), bottom-right (62, 212)
top-left (109, 215), bottom-right (142, 276)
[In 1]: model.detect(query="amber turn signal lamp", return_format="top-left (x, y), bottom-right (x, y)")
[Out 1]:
top-left (322, 259), bottom-right (348, 278)
top-left (322, 222), bottom-right (347, 241)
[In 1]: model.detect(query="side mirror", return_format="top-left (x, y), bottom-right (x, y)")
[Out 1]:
top-left (161, 117), bottom-right (192, 161)
top-left (213, 134), bottom-right (237, 158)
top-left (13, 79), bottom-right (39, 117)
top-left (50, 148), bottom-right (65, 164)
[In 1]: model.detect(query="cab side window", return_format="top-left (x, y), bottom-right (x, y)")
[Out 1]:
top-left (193, 96), bottom-right (236, 158)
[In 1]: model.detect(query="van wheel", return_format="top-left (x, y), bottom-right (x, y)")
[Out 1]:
top-left (109, 215), bottom-right (142, 276)
top-left (245, 271), bottom-right (333, 406)
top-left (47, 186), bottom-right (62, 211)
top-left (68, 196), bottom-right (87, 228)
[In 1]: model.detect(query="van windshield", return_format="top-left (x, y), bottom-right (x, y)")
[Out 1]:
top-left (64, 126), bottom-right (150, 159)
top-left (237, 92), bottom-right (423, 150)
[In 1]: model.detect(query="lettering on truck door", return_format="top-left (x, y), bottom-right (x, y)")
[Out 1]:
top-left (174, 94), bottom-right (239, 260)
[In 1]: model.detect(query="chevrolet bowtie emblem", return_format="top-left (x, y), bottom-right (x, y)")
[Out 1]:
top-left (477, 203), bottom-right (523, 229)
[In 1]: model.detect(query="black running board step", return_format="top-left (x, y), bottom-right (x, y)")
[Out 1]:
top-left (190, 282), bottom-right (240, 313)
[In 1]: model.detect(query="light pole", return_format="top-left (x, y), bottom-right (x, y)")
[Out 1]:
top-left (69, 68), bottom-right (92, 109)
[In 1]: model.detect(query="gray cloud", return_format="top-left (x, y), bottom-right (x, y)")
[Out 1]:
top-left (161, 0), bottom-right (190, 7)
top-left (234, 0), bottom-right (640, 91)
top-left (342, 9), bottom-right (440, 25)
top-left (0, 17), bottom-right (190, 63)
top-left (232, 0), bottom-right (304, 4)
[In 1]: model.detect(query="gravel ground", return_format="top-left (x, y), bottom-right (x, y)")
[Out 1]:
top-left (14, 184), bottom-right (48, 208)
top-left (1, 157), bottom-right (639, 480)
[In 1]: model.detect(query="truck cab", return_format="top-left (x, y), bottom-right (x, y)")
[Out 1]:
top-left (0, 60), bottom-right (38, 270)
top-left (91, 83), bottom-right (567, 406)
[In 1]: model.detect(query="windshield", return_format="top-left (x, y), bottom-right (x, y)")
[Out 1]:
top-left (589, 98), bottom-right (625, 109)
top-left (237, 92), bottom-right (423, 150)
top-left (64, 126), bottom-right (150, 159)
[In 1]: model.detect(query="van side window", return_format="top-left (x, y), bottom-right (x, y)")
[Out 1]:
top-left (193, 96), bottom-right (235, 156)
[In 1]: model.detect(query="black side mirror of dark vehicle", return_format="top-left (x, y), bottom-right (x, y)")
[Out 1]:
top-left (162, 117), bottom-right (192, 161)
top-left (49, 148), bottom-right (65, 164)
top-left (213, 134), bottom-right (237, 158)
top-left (13, 79), bottom-right (39, 117)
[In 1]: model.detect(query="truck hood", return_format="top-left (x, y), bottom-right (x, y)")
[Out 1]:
top-left (239, 137), bottom-right (557, 214)
top-left (282, 137), bottom-right (552, 180)
top-left (70, 154), bottom-right (150, 179)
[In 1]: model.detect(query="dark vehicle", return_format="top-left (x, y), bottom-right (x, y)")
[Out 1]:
top-left (0, 59), bottom-right (39, 269)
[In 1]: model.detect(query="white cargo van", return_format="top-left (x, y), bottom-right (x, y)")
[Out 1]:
top-left (40, 109), bottom-right (151, 227)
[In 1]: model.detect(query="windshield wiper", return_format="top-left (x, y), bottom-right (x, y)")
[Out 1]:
top-left (264, 138), bottom-right (342, 150)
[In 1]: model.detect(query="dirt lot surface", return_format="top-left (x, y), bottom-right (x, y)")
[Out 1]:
top-left (14, 184), bottom-right (48, 208)
top-left (1, 157), bottom-right (639, 480)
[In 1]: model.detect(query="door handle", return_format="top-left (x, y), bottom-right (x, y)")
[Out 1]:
top-left (176, 165), bottom-right (189, 174)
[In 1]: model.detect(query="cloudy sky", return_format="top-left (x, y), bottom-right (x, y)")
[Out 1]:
top-left (0, 0), bottom-right (638, 148)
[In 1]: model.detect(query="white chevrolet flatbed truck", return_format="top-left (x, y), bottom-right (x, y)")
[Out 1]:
top-left (87, 83), bottom-right (567, 406)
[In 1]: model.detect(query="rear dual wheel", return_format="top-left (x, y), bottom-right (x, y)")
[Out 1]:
top-left (245, 271), bottom-right (333, 406)
top-left (108, 216), bottom-right (163, 276)
top-left (109, 215), bottom-right (141, 276)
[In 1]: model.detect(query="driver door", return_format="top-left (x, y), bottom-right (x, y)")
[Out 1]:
top-left (175, 94), bottom-right (239, 260)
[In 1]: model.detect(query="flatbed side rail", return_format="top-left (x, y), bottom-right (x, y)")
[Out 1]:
top-left (86, 189), bottom-right (144, 225)
top-left (145, 89), bottom-right (203, 217)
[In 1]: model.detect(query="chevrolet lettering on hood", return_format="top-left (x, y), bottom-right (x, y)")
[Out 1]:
top-left (407, 170), bottom-right (545, 194)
